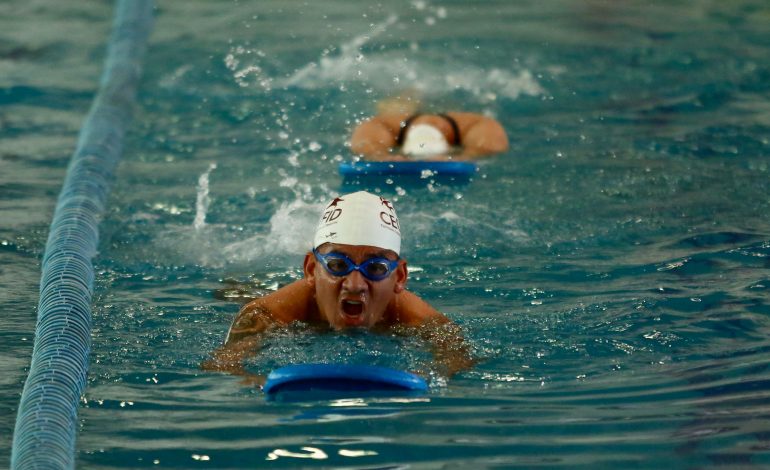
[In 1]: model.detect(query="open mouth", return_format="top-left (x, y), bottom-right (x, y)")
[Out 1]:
top-left (341, 299), bottom-right (364, 317)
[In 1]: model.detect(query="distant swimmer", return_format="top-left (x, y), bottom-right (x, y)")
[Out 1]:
top-left (351, 111), bottom-right (509, 161)
top-left (203, 191), bottom-right (475, 385)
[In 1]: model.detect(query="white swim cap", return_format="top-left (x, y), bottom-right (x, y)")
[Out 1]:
top-left (313, 191), bottom-right (401, 254)
top-left (402, 124), bottom-right (449, 157)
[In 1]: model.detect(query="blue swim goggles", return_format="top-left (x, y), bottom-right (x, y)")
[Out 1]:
top-left (313, 248), bottom-right (400, 282)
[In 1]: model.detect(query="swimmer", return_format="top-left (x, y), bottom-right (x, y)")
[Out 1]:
top-left (203, 191), bottom-right (475, 386)
top-left (350, 108), bottom-right (509, 161)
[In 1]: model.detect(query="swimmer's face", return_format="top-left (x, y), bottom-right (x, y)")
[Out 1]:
top-left (304, 243), bottom-right (407, 330)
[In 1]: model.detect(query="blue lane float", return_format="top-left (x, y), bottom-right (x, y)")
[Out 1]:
top-left (11, 2), bottom-right (154, 469)
top-left (264, 363), bottom-right (428, 400)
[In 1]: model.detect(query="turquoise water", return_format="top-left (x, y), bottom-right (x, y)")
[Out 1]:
top-left (3, 0), bottom-right (770, 468)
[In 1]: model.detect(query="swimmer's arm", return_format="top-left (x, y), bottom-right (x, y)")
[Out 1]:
top-left (202, 335), bottom-right (266, 387)
top-left (419, 319), bottom-right (477, 377)
top-left (200, 306), bottom-right (274, 387)
top-left (350, 114), bottom-right (410, 161)
top-left (201, 281), bottom-right (313, 386)
top-left (202, 298), bottom-right (284, 385)
top-left (398, 291), bottom-right (477, 377)
top-left (448, 112), bottom-right (509, 159)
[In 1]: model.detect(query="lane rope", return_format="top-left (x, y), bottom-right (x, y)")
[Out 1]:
top-left (11, 2), bottom-right (154, 468)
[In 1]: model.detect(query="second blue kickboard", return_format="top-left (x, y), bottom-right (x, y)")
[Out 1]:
top-left (263, 363), bottom-right (428, 396)
top-left (339, 161), bottom-right (476, 177)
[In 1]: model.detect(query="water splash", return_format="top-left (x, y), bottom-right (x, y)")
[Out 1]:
top-left (221, 196), bottom-right (323, 262)
top-left (193, 163), bottom-right (217, 231)
top-left (225, 13), bottom-right (544, 103)
top-left (281, 21), bottom-right (542, 102)
top-left (283, 15), bottom-right (398, 89)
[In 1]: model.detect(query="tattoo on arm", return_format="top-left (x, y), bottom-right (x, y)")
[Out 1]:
top-left (201, 305), bottom-right (276, 387)
top-left (226, 305), bottom-right (274, 343)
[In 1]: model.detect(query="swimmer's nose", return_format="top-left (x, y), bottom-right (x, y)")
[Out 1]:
top-left (342, 269), bottom-right (367, 293)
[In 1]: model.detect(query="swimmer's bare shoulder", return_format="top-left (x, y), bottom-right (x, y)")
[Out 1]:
top-left (226, 279), bottom-right (314, 343)
top-left (390, 290), bottom-right (451, 327)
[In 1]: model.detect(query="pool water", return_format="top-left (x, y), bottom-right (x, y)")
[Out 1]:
top-left (3, 0), bottom-right (770, 468)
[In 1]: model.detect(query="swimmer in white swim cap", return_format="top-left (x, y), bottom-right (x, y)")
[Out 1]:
top-left (401, 123), bottom-right (451, 158)
top-left (203, 191), bottom-right (475, 385)
top-left (350, 107), bottom-right (509, 161)
top-left (313, 190), bottom-right (401, 255)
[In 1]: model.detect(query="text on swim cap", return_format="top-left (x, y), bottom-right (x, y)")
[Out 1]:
top-left (322, 208), bottom-right (342, 223)
top-left (379, 211), bottom-right (399, 230)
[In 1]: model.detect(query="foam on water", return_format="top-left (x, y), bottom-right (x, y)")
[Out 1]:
top-left (225, 12), bottom-right (544, 103)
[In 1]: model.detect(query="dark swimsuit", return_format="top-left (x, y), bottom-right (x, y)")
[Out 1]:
top-left (396, 113), bottom-right (461, 147)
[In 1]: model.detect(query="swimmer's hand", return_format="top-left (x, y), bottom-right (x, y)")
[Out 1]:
top-left (201, 334), bottom-right (267, 390)
top-left (201, 357), bottom-right (266, 390)
top-left (239, 373), bottom-right (266, 389)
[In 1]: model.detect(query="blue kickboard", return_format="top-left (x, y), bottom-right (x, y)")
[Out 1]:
top-left (263, 363), bottom-right (428, 395)
top-left (339, 160), bottom-right (476, 177)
